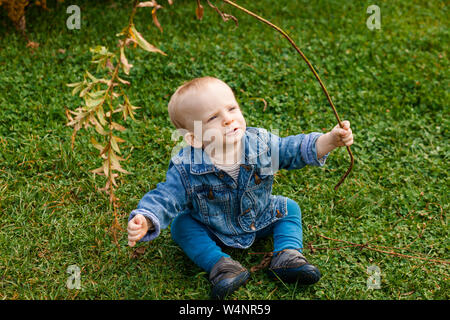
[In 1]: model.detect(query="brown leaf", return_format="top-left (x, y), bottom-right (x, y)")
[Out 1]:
top-left (117, 77), bottom-right (131, 86)
top-left (105, 59), bottom-right (115, 71)
top-left (152, 7), bottom-right (163, 33)
top-left (196, 2), bottom-right (204, 20)
top-left (110, 172), bottom-right (119, 187)
top-left (206, 0), bottom-right (238, 26)
top-left (131, 246), bottom-right (146, 259)
top-left (100, 142), bottom-right (110, 157)
top-left (26, 41), bottom-right (39, 49)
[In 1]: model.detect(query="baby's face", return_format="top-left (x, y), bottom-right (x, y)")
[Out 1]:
top-left (183, 81), bottom-right (246, 150)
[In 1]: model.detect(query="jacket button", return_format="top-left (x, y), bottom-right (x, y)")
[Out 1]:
top-left (208, 189), bottom-right (214, 200)
top-left (254, 173), bottom-right (261, 185)
top-left (276, 209), bottom-right (283, 218)
top-left (250, 223), bottom-right (256, 231)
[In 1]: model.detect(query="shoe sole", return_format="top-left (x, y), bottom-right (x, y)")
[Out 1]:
top-left (211, 270), bottom-right (251, 300)
top-left (268, 264), bottom-right (321, 284)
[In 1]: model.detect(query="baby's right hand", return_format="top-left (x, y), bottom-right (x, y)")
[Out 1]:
top-left (127, 214), bottom-right (148, 247)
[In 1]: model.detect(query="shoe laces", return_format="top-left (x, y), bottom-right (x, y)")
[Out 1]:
top-left (209, 257), bottom-right (246, 285)
top-left (269, 249), bottom-right (308, 269)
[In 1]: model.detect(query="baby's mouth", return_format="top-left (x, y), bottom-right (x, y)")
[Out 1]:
top-left (225, 128), bottom-right (239, 136)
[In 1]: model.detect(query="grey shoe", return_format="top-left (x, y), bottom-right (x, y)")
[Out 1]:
top-left (268, 249), bottom-right (321, 284)
top-left (209, 257), bottom-right (250, 299)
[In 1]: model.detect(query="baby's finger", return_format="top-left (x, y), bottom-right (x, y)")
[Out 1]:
top-left (130, 216), bottom-right (144, 228)
top-left (341, 127), bottom-right (352, 137)
top-left (128, 240), bottom-right (136, 247)
top-left (342, 135), bottom-right (353, 143)
top-left (127, 223), bottom-right (141, 231)
top-left (341, 120), bottom-right (350, 130)
top-left (339, 128), bottom-right (349, 137)
top-left (127, 229), bottom-right (141, 237)
top-left (343, 137), bottom-right (353, 146)
top-left (132, 216), bottom-right (144, 226)
top-left (128, 233), bottom-right (142, 242)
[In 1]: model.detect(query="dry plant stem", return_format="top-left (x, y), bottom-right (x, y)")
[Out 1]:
top-left (106, 64), bottom-right (123, 244)
top-left (316, 234), bottom-right (450, 265)
top-left (249, 237), bottom-right (449, 272)
top-left (100, 1), bottom-right (140, 244)
top-left (220, 0), bottom-right (354, 190)
top-left (109, 2), bottom-right (141, 237)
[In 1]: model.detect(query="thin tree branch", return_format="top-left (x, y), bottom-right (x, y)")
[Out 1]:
top-left (220, 0), bottom-right (354, 190)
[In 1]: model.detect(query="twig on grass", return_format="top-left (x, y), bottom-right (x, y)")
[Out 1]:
top-left (248, 232), bottom-right (449, 273)
top-left (315, 233), bottom-right (450, 265)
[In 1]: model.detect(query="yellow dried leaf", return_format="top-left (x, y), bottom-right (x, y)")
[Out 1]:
top-left (117, 77), bottom-right (131, 86)
top-left (110, 135), bottom-right (121, 154)
top-left (94, 121), bottom-right (107, 136)
top-left (85, 97), bottom-right (104, 108)
top-left (130, 25), bottom-right (166, 56)
top-left (114, 136), bottom-right (126, 143)
top-left (120, 46), bottom-right (133, 75)
top-left (103, 159), bottom-right (110, 177)
top-left (90, 136), bottom-right (104, 151)
top-left (66, 81), bottom-right (83, 88)
top-left (111, 122), bottom-right (126, 132)
top-left (91, 166), bottom-right (105, 175)
top-left (96, 106), bottom-right (106, 126)
top-left (85, 71), bottom-right (98, 82)
top-left (137, 1), bottom-right (157, 8)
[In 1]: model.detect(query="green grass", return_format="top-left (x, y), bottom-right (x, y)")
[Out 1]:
top-left (0, 0), bottom-right (448, 299)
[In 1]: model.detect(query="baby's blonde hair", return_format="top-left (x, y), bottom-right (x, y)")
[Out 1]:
top-left (168, 76), bottom-right (229, 130)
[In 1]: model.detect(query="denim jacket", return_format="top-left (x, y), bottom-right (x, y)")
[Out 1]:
top-left (129, 127), bottom-right (328, 249)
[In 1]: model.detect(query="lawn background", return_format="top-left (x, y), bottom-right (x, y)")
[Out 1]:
top-left (0, 0), bottom-right (448, 299)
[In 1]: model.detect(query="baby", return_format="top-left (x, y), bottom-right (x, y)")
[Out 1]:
top-left (127, 76), bottom-right (353, 299)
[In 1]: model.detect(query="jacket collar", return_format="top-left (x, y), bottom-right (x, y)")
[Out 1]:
top-left (187, 128), bottom-right (268, 175)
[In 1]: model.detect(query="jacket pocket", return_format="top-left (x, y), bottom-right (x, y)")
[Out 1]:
top-left (194, 187), bottom-right (233, 235)
top-left (248, 172), bottom-right (273, 213)
top-left (196, 186), bottom-right (231, 214)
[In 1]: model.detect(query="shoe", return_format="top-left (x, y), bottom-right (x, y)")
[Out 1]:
top-left (209, 257), bottom-right (250, 299)
top-left (268, 249), bottom-right (321, 284)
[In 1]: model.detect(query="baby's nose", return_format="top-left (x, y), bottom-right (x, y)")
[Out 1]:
top-left (223, 116), bottom-right (233, 126)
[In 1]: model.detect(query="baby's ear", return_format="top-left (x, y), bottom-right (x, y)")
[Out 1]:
top-left (184, 131), bottom-right (203, 149)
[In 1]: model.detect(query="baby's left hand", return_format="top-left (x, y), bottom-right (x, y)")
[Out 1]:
top-left (330, 120), bottom-right (354, 147)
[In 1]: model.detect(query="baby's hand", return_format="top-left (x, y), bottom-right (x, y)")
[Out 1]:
top-left (330, 120), bottom-right (354, 147)
top-left (127, 214), bottom-right (149, 247)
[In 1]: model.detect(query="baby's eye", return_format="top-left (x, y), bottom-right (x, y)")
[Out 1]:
top-left (208, 115), bottom-right (217, 122)
top-left (229, 107), bottom-right (237, 111)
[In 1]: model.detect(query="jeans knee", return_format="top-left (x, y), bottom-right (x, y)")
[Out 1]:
top-left (286, 198), bottom-right (301, 220)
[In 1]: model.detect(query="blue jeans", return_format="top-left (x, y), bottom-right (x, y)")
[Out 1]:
top-left (171, 198), bottom-right (303, 273)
